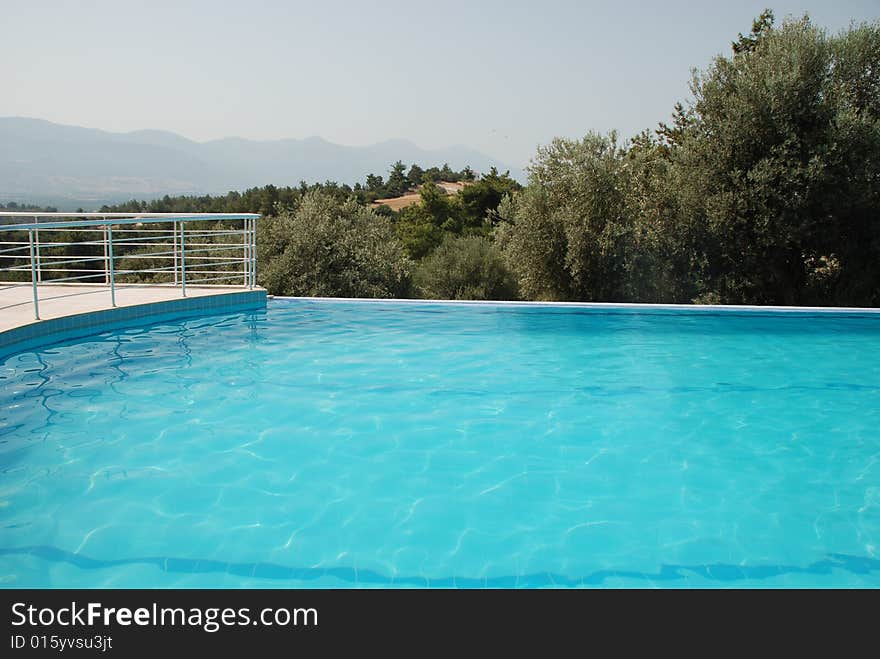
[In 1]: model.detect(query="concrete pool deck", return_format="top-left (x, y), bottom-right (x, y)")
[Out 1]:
top-left (0, 283), bottom-right (267, 357)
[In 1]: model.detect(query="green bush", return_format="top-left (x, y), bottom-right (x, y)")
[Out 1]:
top-left (414, 235), bottom-right (518, 300)
top-left (257, 191), bottom-right (412, 298)
top-left (496, 133), bottom-right (644, 302)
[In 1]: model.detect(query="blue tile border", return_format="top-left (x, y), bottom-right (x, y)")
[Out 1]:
top-left (0, 290), bottom-right (266, 360)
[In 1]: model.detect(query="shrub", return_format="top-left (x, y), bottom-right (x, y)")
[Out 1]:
top-left (414, 235), bottom-right (518, 300)
top-left (257, 191), bottom-right (412, 298)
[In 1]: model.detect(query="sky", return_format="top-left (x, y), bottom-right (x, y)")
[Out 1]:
top-left (2, 0), bottom-right (878, 168)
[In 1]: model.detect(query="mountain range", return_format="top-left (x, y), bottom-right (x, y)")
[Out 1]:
top-left (0, 117), bottom-right (523, 210)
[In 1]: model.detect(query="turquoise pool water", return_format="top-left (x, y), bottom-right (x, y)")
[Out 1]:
top-left (1, 299), bottom-right (879, 588)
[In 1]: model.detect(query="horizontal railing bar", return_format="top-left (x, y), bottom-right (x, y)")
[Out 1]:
top-left (181, 259), bottom-right (246, 268)
top-left (4, 228), bottom-right (104, 233)
top-left (30, 240), bottom-right (170, 249)
top-left (153, 255), bottom-right (243, 261)
top-left (111, 231), bottom-right (246, 243)
top-left (5, 238), bottom-right (246, 250)
top-left (130, 258), bottom-right (237, 265)
top-left (91, 243), bottom-right (175, 249)
top-left (68, 228), bottom-right (174, 233)
top-left (163, 229), bottom-right (242, 239)
top-left (179, 245), bottom-right (246, 254)
top-left (104, 251), bottom-right (243, 261)
top-left (185, 274), bottom-right (245, 283)
top-left (0, 214), bottom-right (259, 231)
top-left (40, 273), bottom-right (109, 283)
top-left (21, 229), bottom-right (247, 240)
top-left (161, 269), bottom-right (245, 275)
top-left (82, 228), bottom-right (172, 233)
top-left (0, 261), bottom-right (258, 271)
top-left (114, 251), bottom-right (178, 259)
top-left (0, 269), bottom-right (99, 276)
top-left (91, 234), bottom-right (174, 244)
top-left (110, 249), bottom-right (242, 258)
top-left (0, 245), bottom-right (31, 254)
top-left (11, 240), bottom-right (112, 249)
top-left (0, 212), bottom-right (259, 218)
top-left (26, 240), bottom-right (244, 250)
top-left (112, 268), bottom-right (249, 275)
top-left (21, 230), bottom-right (245, 239)
top-left (170, 282), bottom-right (245, 287)
top-left (104, 240), bottom-right (243, 248)
top-left (27, 256), bottom-right (108, 268)
top-left (21, 242), bottom-right (104, 249)
top-left (117, 267), bottom-right (246, 275)
top-left (178, 245), bottom-right (243, 250)
top-left (114, 267), bottom-right (177, 275)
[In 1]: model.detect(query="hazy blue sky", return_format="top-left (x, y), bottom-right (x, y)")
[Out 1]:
top-left (2, 0), bottom-right (877, 167)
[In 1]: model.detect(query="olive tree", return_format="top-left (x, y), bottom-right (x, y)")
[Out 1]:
top-left (257, 191), bottom-right (412, 298)
top-left (497, 132), bottom-right (661, 302)
top-left (672, 14), bottom-right (880, 305)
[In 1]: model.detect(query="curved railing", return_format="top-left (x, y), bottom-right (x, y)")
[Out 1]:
top-left (0, 212), bottom-right (260, 320)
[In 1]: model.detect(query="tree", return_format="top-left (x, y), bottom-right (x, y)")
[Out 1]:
top-left (386, 160), bottom-right (409, 197)
top-left (365, 173), bottom-right (384, 192)
top-left (394, 183), bottom-right (458, 258)
top-left (672, 14), bottom-right (880, 305)
top-left (414, 235), bottom-right (518, 300)
top-left (257, 191), bottom-right (412, 298)
top-left (498, 133), bottom-right (640, 301)
top-left (459, 168), bottom-right (521, 230)
top-left (395, 207), bottom-right (444, 260)
top-left (407, 164), bottom-right (425, 187)
top-left (732, 9), bottom-right (774, 54)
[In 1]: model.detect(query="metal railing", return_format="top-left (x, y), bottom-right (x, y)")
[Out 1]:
top-left (0, 212), bottom-right (260, 320)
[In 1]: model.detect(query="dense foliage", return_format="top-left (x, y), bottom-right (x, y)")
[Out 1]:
top-left (414, 235), bottom-right (517, 300)
top-left (499, 12), bottom-right (880, 306)
top-left (257, 191), bottom-right (412, 298)
top-left (395, 169), bottom-right (522, 259)
top-left (361, 161), bottom-right (476, 203)
top-left (99, 163), bottom-right (479, 217)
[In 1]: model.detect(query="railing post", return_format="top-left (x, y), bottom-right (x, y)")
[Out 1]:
top-left (103, 225), bottom-right (110, 285)
top-left (28, 228), bottom-right (40, 320)
top-left (173, 220), bottom-right (179, 286)
top-left (107, 225), bottom-right (116, 307)
top-left (250, 217), bottom-right (256, 289)
top-left (34, 215), bottom-right (42, 283)
top-left (180, 222), bottom-right (187, 297)
top-left (242, 217), bottom-right (248, 287)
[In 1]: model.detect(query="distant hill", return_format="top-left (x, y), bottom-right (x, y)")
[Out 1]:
top-left (0, 117), bottom-right (523, 210)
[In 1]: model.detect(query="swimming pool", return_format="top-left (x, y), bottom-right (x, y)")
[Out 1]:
top-left (1, 299), bottom-right (878, 588)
